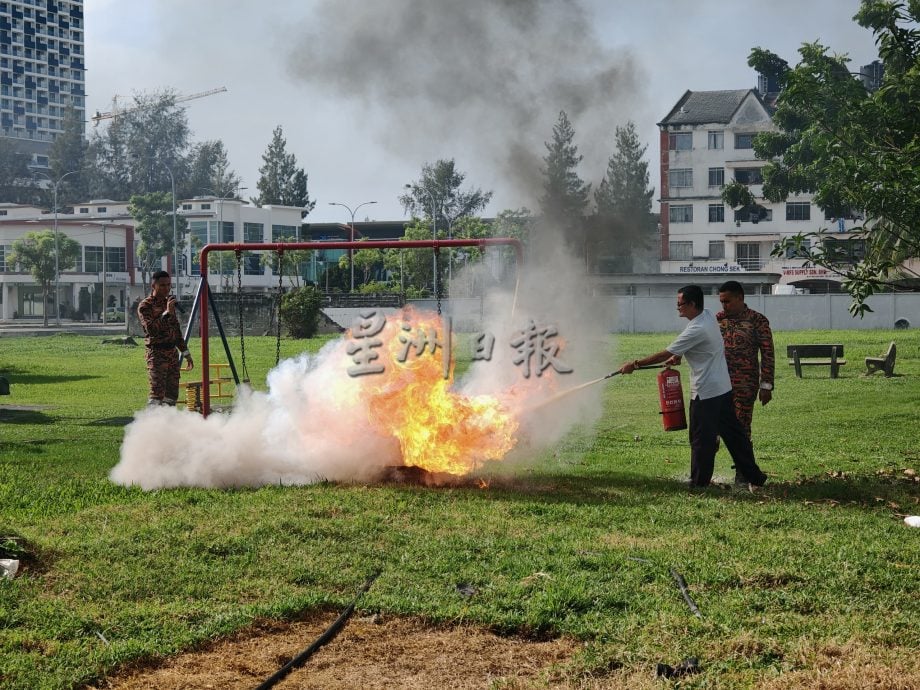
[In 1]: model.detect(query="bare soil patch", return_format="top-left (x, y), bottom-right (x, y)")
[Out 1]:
top-left (92, 613), bottom-right (582, 689)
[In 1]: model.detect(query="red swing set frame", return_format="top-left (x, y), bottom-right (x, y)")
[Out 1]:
top-left (195, 237), bottom-right (524, 416)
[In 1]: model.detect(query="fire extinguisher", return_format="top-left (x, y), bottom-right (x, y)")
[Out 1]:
top-left (657, 366), bottom-right (687, 431)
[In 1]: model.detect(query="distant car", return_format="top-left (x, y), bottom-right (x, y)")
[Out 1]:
top-left (101, 307), bottom-right (125, 322)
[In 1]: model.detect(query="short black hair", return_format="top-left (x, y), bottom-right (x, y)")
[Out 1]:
top-left (718, 280), bottom-right (744, 297)
top-left (678, 285), bottom-right (704, 310)
top-left (151, 270), bottom-right (171, 283)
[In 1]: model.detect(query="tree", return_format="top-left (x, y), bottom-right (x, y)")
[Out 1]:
top-left (338, 239), bottom-right (384, 287)
top-left (48, 105), bottom-right (90, 206)
top-left (183, 140), bottom-right (242, 200)
top-left (0, 139), bottom-right (37, 205)
top-left (592, 121), bottom-right (656, 271)
top-left (253, 126), bottom-right (315, 216)
top-left (279, 285), bottom-right (324, 338)
top-left (399, 159), bottom-right (492, 230)
top-left (88, 90), bottom-right (192, 201)
top-left (540, 110), bottom-right (591, 234)
top-left (129, 191), bottom-right (188, 286)
top-left (735, 0), bottom-right (920, 314)
top-left (8, 230), bottom-right (81, 327)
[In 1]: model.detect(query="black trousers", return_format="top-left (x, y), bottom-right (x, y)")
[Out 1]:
top-left (689, 391), bottom-right (766, 487)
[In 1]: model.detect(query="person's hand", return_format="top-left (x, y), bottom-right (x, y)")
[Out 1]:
top-left (665, 354), bottom-right (682, 366)
top-left (619, 360), bottom-right (639, 375)
top-left (759, 388), bottom-right (772, 406)
top-left (166, 295), bottom-right (177, 316)
top-left (183, 354), bottom-right (194, 372)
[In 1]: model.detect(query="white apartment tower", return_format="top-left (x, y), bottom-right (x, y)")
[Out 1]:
top-left (0, 0), bottom-right (86, 170)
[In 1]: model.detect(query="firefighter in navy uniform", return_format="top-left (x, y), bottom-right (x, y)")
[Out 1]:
top-left (138, 270), bottom-right (193, 406)
top-left (618, 285), bottom-right (767, 489)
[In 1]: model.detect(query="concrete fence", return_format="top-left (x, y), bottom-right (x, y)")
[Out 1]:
top-left (127, 292), bottom-right (920, 337)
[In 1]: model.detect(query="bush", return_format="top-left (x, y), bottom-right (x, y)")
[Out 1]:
top-left (279, 285), bottom-right (324, 338)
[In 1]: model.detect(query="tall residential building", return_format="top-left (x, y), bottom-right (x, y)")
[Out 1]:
top-left (0, 0), bottom-right (86, 170)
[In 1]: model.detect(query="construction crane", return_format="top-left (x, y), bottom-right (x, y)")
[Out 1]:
top-left (91, 87), bottom-right (228, 125)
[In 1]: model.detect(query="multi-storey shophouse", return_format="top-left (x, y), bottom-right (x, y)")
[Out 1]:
top-left (657, 88), bottom-right (863, 293)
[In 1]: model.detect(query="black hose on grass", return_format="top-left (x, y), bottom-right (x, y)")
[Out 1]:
top-left (254, 569), bottom-right (381, 690)
top-left (669, 567), bottom-right (702, 620)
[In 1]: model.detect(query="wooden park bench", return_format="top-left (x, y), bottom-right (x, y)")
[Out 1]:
top-left (787, 344), bottom-right (846, 378)
top-left (865, 341), bottom-right (896, 377)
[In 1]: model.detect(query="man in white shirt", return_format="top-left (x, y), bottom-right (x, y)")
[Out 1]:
top-left (618, 285), bottom-right (767, 489)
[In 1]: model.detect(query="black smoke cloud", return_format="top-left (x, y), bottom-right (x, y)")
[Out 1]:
top-left (287, 0), bottom-right (646, 208)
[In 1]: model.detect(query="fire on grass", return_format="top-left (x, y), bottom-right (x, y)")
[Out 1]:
top-left (340, 307), bottom-right (566, 481)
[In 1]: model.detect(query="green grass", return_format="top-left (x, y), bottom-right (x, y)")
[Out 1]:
top-left (1, 330), bottom-right (919, 688)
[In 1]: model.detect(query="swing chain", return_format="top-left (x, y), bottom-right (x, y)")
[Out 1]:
top-left (235, 250), bottom-right (249, 382)
top-left (275, 250), bottom-right (284, 366)
top-left (435, 247), bottom-right (441, 316)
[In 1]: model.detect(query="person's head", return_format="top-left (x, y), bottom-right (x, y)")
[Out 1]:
top-left (718, 280), bottom-right (745, 316)
top-left (150, 270), bottom-right (172, 297)
top-left (677, 285), bottom-right (704, 318)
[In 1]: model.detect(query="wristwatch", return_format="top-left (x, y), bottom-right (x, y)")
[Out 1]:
top-left (760, 382), bottom-right (773, 390)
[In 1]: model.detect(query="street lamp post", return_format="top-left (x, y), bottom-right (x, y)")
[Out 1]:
top-left (163, 164), bottom-right (179, 298)
top-left (36, 170), bottom-right (80, 326)
top-left (329, 200), bottom-right (378, 292)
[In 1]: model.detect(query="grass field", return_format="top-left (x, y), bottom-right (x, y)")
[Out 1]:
top-left (1, 329), bottom-right (919, 689)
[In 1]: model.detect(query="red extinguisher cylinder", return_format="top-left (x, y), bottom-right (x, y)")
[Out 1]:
top-left (657, 366), bottom-right (687, 431)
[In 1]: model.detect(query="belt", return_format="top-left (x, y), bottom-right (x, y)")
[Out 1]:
top-left (148, 342), bottom-right (177, 351)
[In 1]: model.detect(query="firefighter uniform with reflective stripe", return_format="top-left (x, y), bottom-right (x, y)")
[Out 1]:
top-left (138, 294), bottom-right (188, 405)
top-left (717, 306), bottom-right (774, 438)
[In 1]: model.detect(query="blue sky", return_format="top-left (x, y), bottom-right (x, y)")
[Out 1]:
top-left (84, 0), bottom-right (878, 222)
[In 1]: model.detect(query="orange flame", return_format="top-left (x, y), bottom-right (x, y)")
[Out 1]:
top-left (344, 308), bottom-right (519, 475)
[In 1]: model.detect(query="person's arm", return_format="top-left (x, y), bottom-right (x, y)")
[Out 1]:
top-left (619, 349), bottom-right (674, 374)
top-left (137, 299), bottom-right (169, 337)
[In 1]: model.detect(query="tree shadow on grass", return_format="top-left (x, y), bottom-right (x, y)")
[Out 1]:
top-left (0, 408), bottom-right (55, 425)
top-left (83, 416), bottom-right (135, 427)
top-left (4, 373), bottom-right (101, 385)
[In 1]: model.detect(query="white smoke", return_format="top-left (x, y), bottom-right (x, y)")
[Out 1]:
top-left (111, 340), bottom-right (400, 491)
top-left (112, 286), bottom-right (613, 491)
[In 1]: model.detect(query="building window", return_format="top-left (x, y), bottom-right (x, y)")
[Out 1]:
top-left (669, 168), bottom-right (693, 188)
top-left (105, 246), bottom-right (126, 272)
top-left (734, 168), bottom-right (763, 185)
top-left (734, 206), bottom-right (772, 223)
top-left (0, 210), bottom-right (6, 217)
top-left (823, 238), bottom-right (866, 263)
top-left (786, 202), bottom-right (811, 221)
top-left (84, 245), bottom-right (102, 272)
top-left (273, 224), bottom-right (298, 241)
top-left (708, 204), bottom-right (724, 223)
top-left (709, 240), bottom-right (725, 259)
top-left (735, 133), bottom-right (755, 149)
top-left (243, 252), bottom-right (262, 275)
top-left (220, 221), bottom-right (234, 243)
top-left (708, 167), bottom-right (724, 187)
top-left (669, 241), bottom-right (693, 260)
top-left (96, 206), bottom-right (106, 213)
top-left (201, 203), bottom-right (211, 210)
top-left (669, 205), bottom-right (693, 223)
top-left (668, 132), bottom-right (692, 151)
top-left (79, 207), bottom-right (88, 213)
top-left (0, 245), bottom-right (9, 271)
top-left (784, 238), bottom-right (811, 259)
top-left (707, 131), bottom-right (723, 150)
top-left (182, 204), bottom-right (192, 211)
top-left (243, 222), bottom-right (263, 243)
top-left (736, 243), bottom-right (761, 270)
